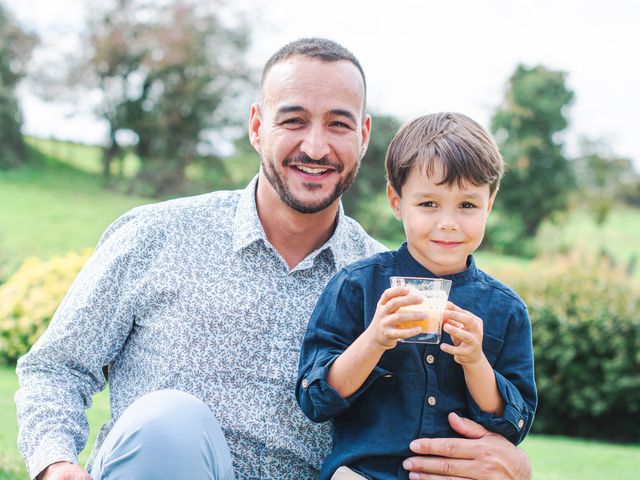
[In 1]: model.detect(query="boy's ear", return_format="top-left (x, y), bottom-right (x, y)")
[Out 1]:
top-left (387, 183), bottom-right (402, 220)
top-left (487, 189), bottom-right (498, 213)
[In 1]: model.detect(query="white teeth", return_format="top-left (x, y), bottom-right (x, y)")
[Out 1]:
top-left (297, 166), bottom-right (329, 174)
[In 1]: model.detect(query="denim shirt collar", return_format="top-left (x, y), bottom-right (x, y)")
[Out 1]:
top-left (394, 242), bottom-right (478, 286)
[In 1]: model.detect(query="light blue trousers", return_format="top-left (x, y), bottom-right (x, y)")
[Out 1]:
top-left (89, 389), bottom-right (235, 480)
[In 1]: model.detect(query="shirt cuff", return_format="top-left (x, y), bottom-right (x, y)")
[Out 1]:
top-left (299, 356), bottom-right (391, 422)
top-left (465, 371), bottom-right (533, 445)
top-left (26, 436), bottom-right (78, 480)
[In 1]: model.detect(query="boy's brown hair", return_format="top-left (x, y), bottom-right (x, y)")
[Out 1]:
top-left (385, 112), bottom-right (504, 196)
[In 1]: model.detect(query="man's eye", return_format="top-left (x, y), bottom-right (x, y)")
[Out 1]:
top-left (281, 118), bottom-right (304, 126)
top-left (330, 121), bottom-right (351, 129)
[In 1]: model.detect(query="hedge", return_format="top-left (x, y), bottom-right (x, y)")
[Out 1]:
top-left (1, 250), bottom-right (639, 441)
top-left (0, 250), bottom-right (91, 364)
top-left (502, 255), bottom-right (640, 441)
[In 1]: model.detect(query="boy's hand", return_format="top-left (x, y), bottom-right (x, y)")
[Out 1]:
top-left (366, 287), bottom-right (424, 350)
top-left (440, 302), bottom-right (485, 366)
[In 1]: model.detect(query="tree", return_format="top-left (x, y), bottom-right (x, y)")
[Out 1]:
top-left (77, 0), bottom-right (253, 195)
top-left (343, 113), bottom-right (402, 214)
top-left (342, 113), bottom-right (404, 242)
top-left (573, 138), bottom-right (637, 227)
top-left (0, 5), bottom-right (37, 168)
top-left (490, 65), bottom-right (575, 248)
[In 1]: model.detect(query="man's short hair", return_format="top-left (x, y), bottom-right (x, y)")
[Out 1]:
top-left (385, 112), bottom-right (505, 196)
top-left (260, 37), bottom-right (367, 106)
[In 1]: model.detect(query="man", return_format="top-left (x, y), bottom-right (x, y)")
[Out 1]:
top-left (16, 38), bottom-right (531, 480)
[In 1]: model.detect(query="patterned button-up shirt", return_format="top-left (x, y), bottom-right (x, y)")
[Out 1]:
top-left (15, 176), bottom-right (385, 479)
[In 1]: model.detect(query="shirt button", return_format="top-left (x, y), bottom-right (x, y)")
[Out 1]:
top-left (427, 396), bottom-right (437, 406)
top-left (518, 419), bottom-right (524, 429)
top-left (302, 378), bottom-right (309, 389)
top-left (426, 355), bottom-right (435, 364)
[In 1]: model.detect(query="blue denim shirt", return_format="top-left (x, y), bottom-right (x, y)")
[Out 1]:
top-left (296, 243), bottom-right (537, 480)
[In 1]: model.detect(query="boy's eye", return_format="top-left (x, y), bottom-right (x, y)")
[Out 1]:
top-left (460, 202), bottom-right (476, 209)
top-left (419, 201), bottom-right (437, 208)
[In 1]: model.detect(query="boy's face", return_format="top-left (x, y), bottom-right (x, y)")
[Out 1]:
top-left (387, 159), bottom-right (496, 276)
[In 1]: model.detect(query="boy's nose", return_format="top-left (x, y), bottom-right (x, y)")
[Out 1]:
top-left (300, 126), bottom-right (331, 160)
top-left (437, 215), bottom-right (459, 231)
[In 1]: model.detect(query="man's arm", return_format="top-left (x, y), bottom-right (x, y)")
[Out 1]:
top-left (15, 210), bottom-right (161, 479)
top-left (402, 413), bottom-right (532, 480)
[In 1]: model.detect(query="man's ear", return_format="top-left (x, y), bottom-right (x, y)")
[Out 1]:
top-left (360, 114), bottom-right (372, 158)
top-left (387, 183), bottom-right (402, 220)
top-left (248, 104), bottom-right (262, 153)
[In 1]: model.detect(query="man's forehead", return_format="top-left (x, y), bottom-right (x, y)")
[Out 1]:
top-left (260, 57), bottom-right (366, 110)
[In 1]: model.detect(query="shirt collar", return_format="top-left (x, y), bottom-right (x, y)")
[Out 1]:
top-left (395, 242), bottom-right (478, 285)
top-left (232, 175), bottom-right (352, 271)
top-left (232, 176), bottom-right (266, 252)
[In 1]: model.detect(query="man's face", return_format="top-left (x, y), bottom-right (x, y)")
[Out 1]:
top-left (249, 57), bottom-right (370, 214)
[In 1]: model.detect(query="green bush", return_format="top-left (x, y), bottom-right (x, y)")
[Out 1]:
top-left (0, 250), bottom-right (91, 364)
top-left (503, 255), bottom-right (640, 441)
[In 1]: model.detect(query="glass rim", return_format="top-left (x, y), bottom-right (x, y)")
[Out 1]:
top-left (389, 275), bottom-right (452, 286)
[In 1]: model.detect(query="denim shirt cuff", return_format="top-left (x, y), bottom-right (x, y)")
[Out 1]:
top-left (301, 356), bottom-right (391, 421)
top-left (464, 372), bottom-right (532, 445)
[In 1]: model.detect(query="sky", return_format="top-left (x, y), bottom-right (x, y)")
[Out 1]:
top-left (4, 0), bottom-right (640, 167)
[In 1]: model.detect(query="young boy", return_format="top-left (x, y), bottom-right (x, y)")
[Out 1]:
top-left (296, 112), bottom-right (537, 480)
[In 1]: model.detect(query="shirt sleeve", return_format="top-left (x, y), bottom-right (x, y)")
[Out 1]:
top-left (296, 269), bottom-right (390, 423)
top-left (465, 302), bottom-right (537, 445)
top-left (15, 208), bottom-right (165, 479)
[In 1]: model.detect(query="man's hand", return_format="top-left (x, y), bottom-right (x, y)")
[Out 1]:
top-left (402, 413), bottom-right (532, 480)
top-left (37, 461), bottom-right (91, 480)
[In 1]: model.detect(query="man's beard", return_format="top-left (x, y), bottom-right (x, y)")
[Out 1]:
top-left (261, 153), bottom-right (360, 214)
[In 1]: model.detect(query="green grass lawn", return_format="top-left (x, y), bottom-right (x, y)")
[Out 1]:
top-left (537, 205), bottom-right (640, 273)
top-left (1, 364), bottom-right (638, 479)
top-left (0, 146), bottom-right (151, 272)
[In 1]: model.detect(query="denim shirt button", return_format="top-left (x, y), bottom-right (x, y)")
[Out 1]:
top-left (426, 355), bottom-right (435, 364)
top-left (427, 396), bottom-right (436, 406)
top-left (518, 419), bottom-right (524, 429)
top-left (302, 378), bottom-right (309, 389)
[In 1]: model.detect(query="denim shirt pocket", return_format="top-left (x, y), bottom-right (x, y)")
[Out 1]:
top-left (482, 333), bottom-right (504, 366)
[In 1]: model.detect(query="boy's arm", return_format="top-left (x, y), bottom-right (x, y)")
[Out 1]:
top-left (328, 286), bottom-right (425, 397)
top-left (441, 303), bottom-right (504, 415)
top-left (297, 279), bottom-right (424, 421)
top-left (326, 329), bottom-right (385, 398)
top-left (460, 355), bottom-right (504, 416)
top-left (442, 302), bottom-right (537, 445)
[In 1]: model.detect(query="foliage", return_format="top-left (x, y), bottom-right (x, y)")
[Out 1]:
top-left (489, 64), bottom-right (575, 253)
top-left (342, 113), bottom-right (402, 220)
top-left (0, 5), bottom-right (37, 169)
top-left (0, 250), bottom-right (92, 364)
top-left (573, 138), bottom-right (640, 224)
top-left (502, 255), bottom-right (640, 441)
top-left (73, 0), bottom-right (253, 195)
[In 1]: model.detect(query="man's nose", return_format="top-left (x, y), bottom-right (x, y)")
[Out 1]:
top-left (300, 125), bottom-right (331, 160)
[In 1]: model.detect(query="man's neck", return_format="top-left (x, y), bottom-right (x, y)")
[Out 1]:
top-left (255, 176), bottom-right (339, 269)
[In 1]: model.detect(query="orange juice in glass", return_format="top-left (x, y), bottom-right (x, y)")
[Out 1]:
top-left (390, 276), bottom-right (452, 344)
